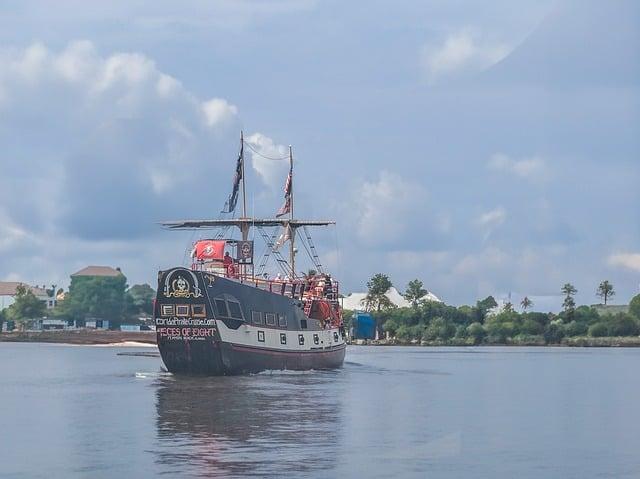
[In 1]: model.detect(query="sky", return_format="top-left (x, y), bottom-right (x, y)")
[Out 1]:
top-left (0, 0), bottom-right (638, 310)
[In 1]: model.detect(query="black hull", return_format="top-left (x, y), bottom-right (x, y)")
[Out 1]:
top-left (159, 339), bottom-right (346, 375)
top-left (155, 267), bottom-right (346, 376)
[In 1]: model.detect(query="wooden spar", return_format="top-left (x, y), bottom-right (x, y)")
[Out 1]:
top-left (288, 145), bottom-right (295, 277)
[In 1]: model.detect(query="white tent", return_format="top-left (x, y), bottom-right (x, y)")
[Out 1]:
top-left (341, 286), bottom-right (441, 311)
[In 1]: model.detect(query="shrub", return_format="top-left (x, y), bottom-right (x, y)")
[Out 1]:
top-left (466, 322), bottom-right (485, 344)
top-left (628, 294), bottom-right (640, 320)
top-left (543, 320), bottom-right (565, 344)
top-left (564, 320), bottom-right (588, 337)
top-left (606, 313), bottom-right (639, 336)
top-left (588, 322), bottom-right (608, 337)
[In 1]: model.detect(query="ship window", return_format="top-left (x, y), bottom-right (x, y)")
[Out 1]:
top-left (313, 334), bottom-right (319, 345)
top-left (252, 311), bottom-right (263, 325)
top-left (300, 319), bottom-right (308, 329)
top-left (280, 333), bottom-right (287, 345)
top-left (228, 301), bottom-right (243, 319)
top-left (192, 304), bottom-right (206, 317)
top-left (298, 334), bottom-right (305, 345)
top-left (176, 305), bottom-right (189, 317)
top-left (258, 330), bottom-right (265, 342)
top-left (334, 332), bottom-right (339, 342)
top-left (215, 299), bottom-right (229, 317)
top-left (265, 313), bottom-right (276, 326)
top-left (278, 314), bottom-right (287, 327)
top-left (161, 304), bottom-right (174, 317)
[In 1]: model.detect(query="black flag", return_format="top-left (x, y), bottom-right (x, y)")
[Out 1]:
top-left (222, 144), bottom-right (243, 213)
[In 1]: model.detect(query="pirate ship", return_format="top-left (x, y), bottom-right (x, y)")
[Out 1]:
top-left (154, 132), bottom-right (346, 375)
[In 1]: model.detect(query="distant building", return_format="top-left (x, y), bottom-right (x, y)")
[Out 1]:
top-left (85, 319), bottom-right (110, 330)
top-left (71, 266), bottom-right (122, 278)
top-left (341, 286), bottom-right (441, 311)
top-left (120, 324), bottom-right (141, 332)
top-left (0, 282), bottom-right (56, 310)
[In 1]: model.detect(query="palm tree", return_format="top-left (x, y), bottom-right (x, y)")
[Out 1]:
top-left (521, 296), bottom-right (533, 312)
top-left (597, 280), bottom-right (615, 305)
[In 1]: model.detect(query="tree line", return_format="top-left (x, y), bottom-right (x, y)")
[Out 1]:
top-left (0, 274), bottom-right (156, 330)
top-left (346, 274), bottom-right (640, 345)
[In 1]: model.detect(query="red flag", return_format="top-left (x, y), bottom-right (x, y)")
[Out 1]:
top-left (194, 240), bottom-right (225, 260)
top-left (276, 170), bottom-right (292, 217)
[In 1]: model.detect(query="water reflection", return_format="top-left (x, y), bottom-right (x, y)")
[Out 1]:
top-left (153, 371), bottom-right (345, 478)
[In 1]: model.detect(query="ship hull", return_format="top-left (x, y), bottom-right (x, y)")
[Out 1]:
top-left (155, 267), bottom-right (346, 376)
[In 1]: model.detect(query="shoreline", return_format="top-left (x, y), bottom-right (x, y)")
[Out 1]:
top-left (0, 330), bottom-right (157, 346)
top-left (2, 331), bottom-right (640, 347)
top-left (350, 336), bottom-right (640, 348)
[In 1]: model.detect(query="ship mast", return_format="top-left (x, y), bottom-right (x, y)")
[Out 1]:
top-left (241, 130), bottom-right (247, 219)
top-left (288, 145), bottom-right (295, 277)
top-left (239, 131), bottom-right (249, 241)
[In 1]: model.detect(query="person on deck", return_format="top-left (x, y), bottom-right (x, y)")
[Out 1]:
top-left (223, 252), bottom-right (234, 277)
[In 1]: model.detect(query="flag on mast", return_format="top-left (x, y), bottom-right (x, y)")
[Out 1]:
top-left (276, 166), bottom-right (292, 217)
top-left (222, 146), bottom-right (243, 213)
top-left (274, 224), bottom-right (291, 250)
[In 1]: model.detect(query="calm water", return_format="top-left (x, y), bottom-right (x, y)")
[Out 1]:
top-left (1, 344), bottom-right (639, 478)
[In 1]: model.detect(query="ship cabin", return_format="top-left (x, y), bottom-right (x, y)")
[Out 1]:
top-left (189, 237), bottom-right (342, 327)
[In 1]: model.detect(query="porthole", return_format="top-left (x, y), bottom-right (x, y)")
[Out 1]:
top-left (176, 305), bottom-right (189, 317)
top-left (258, 330), bottom-right (265, 342)
top-left (313, 334), bottom-right (319, 345)
top-left (298, 334), bottom-right (305, 345)
top-left (278, 314), bottom-right (287, 327)
top-left (334, 332), bottom-right (339, 342)
top-left (161, 304), bottom-right (174, 316)
top-left (280, 333), bottom-right (287, 345)
top-left (192, 304), bottom-right (206, 317)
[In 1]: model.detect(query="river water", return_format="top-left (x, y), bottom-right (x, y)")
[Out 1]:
top-left (1, 343), bottom-right (639, 478)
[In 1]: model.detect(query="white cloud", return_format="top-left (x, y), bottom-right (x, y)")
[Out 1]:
top-left (421, 31), bottom-right (509, 82)
top-left (488, 153), bottom-right (549, 182)
top-left (0, 40), bottom-right (245, 241)
top-left (245, 132), bottom-right (289, 188)
top-left (353, 171), bottom-right (427, 244)
top-left (476, 206), bottom-right (506, 228)
top-left (608, 253), bottom-right (640, 272)
top-left (202, 98), bottom-right (238, 128)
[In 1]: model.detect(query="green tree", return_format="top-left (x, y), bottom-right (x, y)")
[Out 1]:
top-left (403, 279), bottom-right (427, 308)
top-left (382, 318), bottom-right (399, 337)
top-left (543, 320), bottom-right (565, 344)
top-left (125, 284), bottom-right (156, 317)
top-left (561, 283), bottom-right (577, 320)
top-left (521, 296), bottom-right (533, 312)
top-left (630, 294), bottom-right (640, 320)
top-left (466, 322), bottom-right (485, 344)
top-left (606, 313), bottom-right (639, 336)
top-left (474, 296), bottom-right (498, 323)
top-left (61, 274), bottom-right (127, 327)
top-left (364, 273), bottom-right (394, 312)
top-left (588, 322), bottom-right (608, 337)
top-left (596, 280), bottom-right (615, 305)
top-left (6, 285), bottom-right (46, 324)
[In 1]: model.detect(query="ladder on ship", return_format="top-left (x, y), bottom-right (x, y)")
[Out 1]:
top-left (300, 225), bottom-right (324, 273)
top-left (256, 226), bottom-right (293, 277)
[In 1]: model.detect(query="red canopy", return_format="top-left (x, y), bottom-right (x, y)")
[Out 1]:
top-left (194, 240), bottom-right (225, 260)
